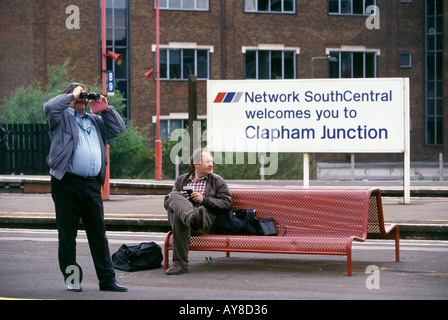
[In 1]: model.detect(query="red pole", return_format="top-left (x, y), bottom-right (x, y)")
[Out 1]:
top-left (101, 0), bottom-right (110, 200)
top-left (155, 0), bottom-right (162, 180)
top-left (101, 0), bottom-right (106, 96)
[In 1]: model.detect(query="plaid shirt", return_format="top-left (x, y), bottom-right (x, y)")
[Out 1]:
top-left (186, 175), bottom-right (207, 196)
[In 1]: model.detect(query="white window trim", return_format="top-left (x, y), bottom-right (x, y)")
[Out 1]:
top-left (326, 46), bottom-right (381, 55)
top-left (152, 113), bottom-right (207, 124)
top-left (242, 44), bottom-right (300, 54)
top-left (152, 42), bottom-right (214, 53)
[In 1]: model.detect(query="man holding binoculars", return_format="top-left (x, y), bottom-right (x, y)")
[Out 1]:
top-left (43, 82), bottom-right (127, 292)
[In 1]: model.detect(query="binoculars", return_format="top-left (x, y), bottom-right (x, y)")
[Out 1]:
top-left (79, 92), bottom-right (100, 100)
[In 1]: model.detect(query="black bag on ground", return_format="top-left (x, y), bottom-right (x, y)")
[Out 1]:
top-left (112, 242), bottom-right (163, 272)
top-left (214, 209), bottom-right (261, 235)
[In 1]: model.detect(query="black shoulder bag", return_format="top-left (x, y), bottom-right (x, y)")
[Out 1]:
top-left (214, 209), bottom-right (261, 235)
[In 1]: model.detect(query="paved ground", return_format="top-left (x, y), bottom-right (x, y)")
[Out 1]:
top-left (0, 229), bottom-right (447, 302)
top-left (0, 179), bottom-right (447, 304)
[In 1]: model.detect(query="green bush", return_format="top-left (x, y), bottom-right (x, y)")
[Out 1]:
top-left (0, 59), bottom-right (148, 179)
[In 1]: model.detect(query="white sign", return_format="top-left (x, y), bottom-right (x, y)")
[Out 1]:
top-left (207, 78), bottom-right (409, 153)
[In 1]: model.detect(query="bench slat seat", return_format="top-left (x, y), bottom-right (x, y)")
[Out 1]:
top-left (167, 235), bottom-right (354, 253)
top-left (164, 188), bottom-right (400, 276)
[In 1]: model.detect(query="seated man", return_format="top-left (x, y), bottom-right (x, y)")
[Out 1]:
top-left (164, 148), bottom-right (232, 275)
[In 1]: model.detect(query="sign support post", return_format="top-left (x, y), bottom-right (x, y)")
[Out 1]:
top-left (303, 153), bottom-right (310, 188)
top-left (403, 78), bottom-right (411, 204)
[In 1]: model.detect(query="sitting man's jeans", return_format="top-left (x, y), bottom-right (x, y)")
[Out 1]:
top-left (166, 191), bottom-right (213, 269)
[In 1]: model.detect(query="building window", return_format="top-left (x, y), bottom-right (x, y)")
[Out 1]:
top-left (425, 0), bottom-right (443, 146)
top-left (158, 48), bottom-right (210, 80)
top-left (158, 0), bottom-right (209, 11)
top-left (329, 0), bottom-right (376, 15)
top-left (159, 119), bottom-right (185, 139)
top-left (244, 0), bottom-right (295, 13)
top-left (245, 50), bottom-right (296, 79)
top-left (153, 114), bottom-right (206, 139)
top-left (328, 51), bottom-right (377, 78)
top-left (103, 0), bottom-right (129, 117)
top-left (400, 52), bottom-right (412, 68)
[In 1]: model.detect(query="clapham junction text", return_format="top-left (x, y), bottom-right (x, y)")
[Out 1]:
top-left (245, 125), bottom-right (388, 142)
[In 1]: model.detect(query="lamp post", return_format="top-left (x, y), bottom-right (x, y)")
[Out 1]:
top-left (154, 0), bottom-right (162, 180)
top-left (303, 55), bottom-right (338, 188)
top-left (100, 0), bottom-right (109, 200)
top-left (310, 55), bottom-right (337, 78)
top-left (100, 0), bottom-right (123, 200)
top-left (145, 2), bottom-right (162, 180)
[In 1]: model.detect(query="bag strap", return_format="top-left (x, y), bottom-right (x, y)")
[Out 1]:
top-left (275, 223), bottom-right (287, 236)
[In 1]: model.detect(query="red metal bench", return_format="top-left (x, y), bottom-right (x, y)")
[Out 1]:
top-left (164, 188), bottom-right (400, 276)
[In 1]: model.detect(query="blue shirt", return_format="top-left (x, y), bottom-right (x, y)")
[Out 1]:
top-left (67, 107), bottom-right (102, 178)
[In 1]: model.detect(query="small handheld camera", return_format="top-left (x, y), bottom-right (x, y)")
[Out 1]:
top-left (183, 186), bottom-right (194, 201)
top-left (79, 92), bottom-right (100, 100)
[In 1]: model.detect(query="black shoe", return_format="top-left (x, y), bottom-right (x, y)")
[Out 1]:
top-left (100, 281), bottom-right (128, 292)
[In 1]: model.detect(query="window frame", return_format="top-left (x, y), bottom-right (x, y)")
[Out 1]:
top-left (327, 48), bottom-right (379, 78)
top-left (399, 52), bottom-right (412, 68)
top-left (152, 113), bottom-right (207, 139)
top-left (424, 0), bottom-right (444, 146)
top-left (152, 43), bottom-right (213, 81)
top-left (328, 0), bottom-right (377, 16)
top-left (156, 0), bottom-right (209, 11)
top-left (243, 46), bottom-right (299, 80)
top-left (244, 0), bottom-right (296, 14)
top-left (102, 0), bottom-right (130, 117)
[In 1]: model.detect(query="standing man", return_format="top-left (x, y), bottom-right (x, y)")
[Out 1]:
top-left (43, 82), bottom-right (127, 292)
top-left (164, 148), bottom-right (233, 275)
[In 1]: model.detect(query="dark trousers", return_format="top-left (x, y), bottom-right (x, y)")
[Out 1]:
top-left (51, 174), bottom-right (115, 287)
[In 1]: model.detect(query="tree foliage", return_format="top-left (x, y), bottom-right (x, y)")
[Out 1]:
top-left (0, 60), bottom-right (151, 179)
top-left (0, 59), bottom-right (126, 123)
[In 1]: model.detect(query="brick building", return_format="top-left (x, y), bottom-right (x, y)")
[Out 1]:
top-left (0, 0), bottom-right (446, 164)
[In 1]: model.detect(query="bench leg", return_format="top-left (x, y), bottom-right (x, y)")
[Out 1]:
top-left (164, 248), bottom-right (169, 270)
top-left (226, 251), bottom-right (230, 258)
top-left (163, 231), bottom-right (172, 270)
top-left (395, 228), bottom-right (400, 262)
top-left (347, 252), bottom-right (352, 276)
top-left (346, 239), bottom-right (354, 276)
